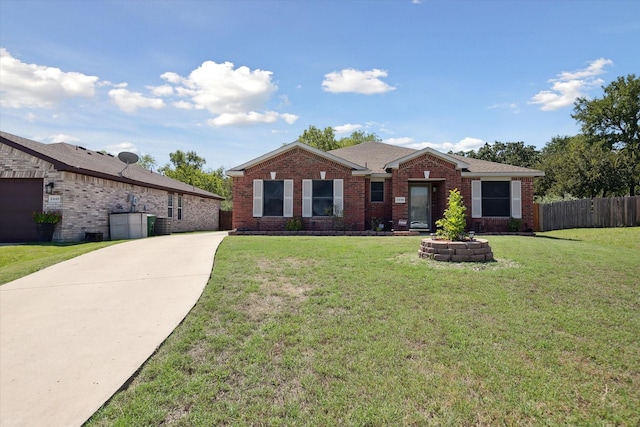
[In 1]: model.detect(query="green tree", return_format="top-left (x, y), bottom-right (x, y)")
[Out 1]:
top-left (572, 74), bottom-right (640, 195)
top-left (159, 150), bottom-right (232, 209)
top-left (298, 126), bottom-right (339, 151)
top-left (297, 126), bottom-right (382, 151)
top-left (536, 135), bottom-right (627, 199)
top-left (137, 154), bottom-right (157, 170)
top-left (338, 130), bottom-right (381, 147)
top-left (435, 188), bottom-right (467, 241)
top-left (453, 141), bottom-right (540, 168)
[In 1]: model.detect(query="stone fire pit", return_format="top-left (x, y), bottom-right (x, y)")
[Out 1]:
top-left (418, 238), bottom-right (493, 262)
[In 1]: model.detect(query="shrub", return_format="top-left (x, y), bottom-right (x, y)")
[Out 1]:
top-left (285, 217), bottom-right (303, 231)
top-left (32, 211), bottom-right (62, 224)
top-left (435, 189), bottom-right (467, 241)
top-left (508, 217), bottom-right (522, 232)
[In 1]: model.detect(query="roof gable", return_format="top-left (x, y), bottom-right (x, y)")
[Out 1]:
top-left (383, 146), bottom-right (470, 170)
top-left (227, 141), bottom-right (370, 176)
top-left (1, 131), bottom-right (223, 199)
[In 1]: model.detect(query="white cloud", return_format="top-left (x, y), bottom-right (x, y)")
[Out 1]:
top-left (208, 111), bottom-right (298, 127)
top-left (386, 136), bottom-right (485, 152)
top-left (529, 58), bottom-right (613, 111)
top-left (158, 60), bottom-right (296, 127)
top-left (0, 48), bottom-right (99, 109)
top-left (49, 134), bottom-right (80, 143)
top-left (173, 100), bottom-right (194, 109)
top-left (147, 84), bottom-right (174, 96)
top-left (385, 137), bottom-right (415, 146)
top-left (108, 88), bottom-right (165, 113)
top-left (322, 68), bottom-right (396, 94)
top-left (104, 142), bottom-right (139, 155)
top-left (280, 113), bottom-right (299, 124)
top-left (334, 123), bottom-right (362, 134)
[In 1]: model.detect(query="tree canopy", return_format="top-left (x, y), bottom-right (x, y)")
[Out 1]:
top-left (156, 150), bottom-right (232, 210)
top-left (297, 126), bottom-right (381, 151)
top-left (572, 74), bottom-right (640, 195)
top-left (536, 135), bottom-right (627, 199)
top-left (452, 141), bottom-right (540, 168)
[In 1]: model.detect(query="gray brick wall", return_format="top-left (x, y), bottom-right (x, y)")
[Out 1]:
top-left (1, 143), bottom-right (221, 242)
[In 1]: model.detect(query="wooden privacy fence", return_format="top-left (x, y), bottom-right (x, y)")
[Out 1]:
top-left (219, 210), bottom-right (233, 230)
top-left (535, 196), bottom-right (640, 232)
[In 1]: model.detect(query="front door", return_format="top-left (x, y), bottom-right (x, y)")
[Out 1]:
top-left (409, 184), bottom-right (431, 230)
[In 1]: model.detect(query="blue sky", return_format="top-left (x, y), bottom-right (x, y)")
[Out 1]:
top-left (1, 0), bottom-right (638, 171)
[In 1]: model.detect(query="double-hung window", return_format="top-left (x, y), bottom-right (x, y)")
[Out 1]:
top-left (371, 181), bottom-right (384, 202)
top-left (471, 180), bottom-right (522, 218)
top-left (302, 179), bottom-right (343, 217)
top-left (168, 194), bottom-right (174, 218)
top-left (253, 179), bottom-right (293, 217)
top-left (177, 195), bottom-right (183, 220)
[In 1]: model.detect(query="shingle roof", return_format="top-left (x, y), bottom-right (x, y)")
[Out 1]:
top-left (1, 131), bottom-right (224, 199)
top-left (448, 153), bottom-right (544, 176)
top-left (330, 141), bottom-right (543, 176)
top-left (329, 142), bottom-right (415, 174)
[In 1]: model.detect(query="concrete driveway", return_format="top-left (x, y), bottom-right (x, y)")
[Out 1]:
top-left (0, 231), bottom-right (226, 427)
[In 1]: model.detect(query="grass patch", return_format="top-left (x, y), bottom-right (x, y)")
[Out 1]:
top-left (86, 228), bottom-right (640, 426)
top-left (0, 241), bottom-right (119, 285)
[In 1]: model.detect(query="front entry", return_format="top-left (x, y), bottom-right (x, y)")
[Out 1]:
top-left (409, 184), bottom-right (431, 230)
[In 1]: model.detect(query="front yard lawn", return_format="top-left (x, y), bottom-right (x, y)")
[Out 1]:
top-left (87, 228), bottom-right (639, 426)
top-left (0, 241), bottom-right (119, 285)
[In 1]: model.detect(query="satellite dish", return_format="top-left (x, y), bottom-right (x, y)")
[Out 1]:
top-left (118, 152), bottom-right (139, 165)
top-left (117, 152), bottom-right (139, 177)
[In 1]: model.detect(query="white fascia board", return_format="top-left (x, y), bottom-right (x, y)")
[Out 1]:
top-left (227, 141), bottom-right (369, 174)
top-left (384, 147), bottom-right (469, 170)
top-left (370, 173), bottom-right (392, 179)
top-left (225, 170), bottom-right (244, 177)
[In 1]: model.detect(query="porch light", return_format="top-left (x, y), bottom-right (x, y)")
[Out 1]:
top-left (45, 182), bottom-right (54, 194)
top-left (270, 171), bottom-right (277, 179)
top-left (320, 171), bottom-right (326, 180)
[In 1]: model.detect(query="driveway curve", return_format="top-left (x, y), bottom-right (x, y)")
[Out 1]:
top-left (0, 231), bottom-right (227, 427)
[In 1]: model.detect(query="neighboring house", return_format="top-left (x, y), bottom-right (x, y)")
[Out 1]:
top-left (0, 131), bottom-right (223, 243)
top-left (227, 141), bottom-right (544, 233)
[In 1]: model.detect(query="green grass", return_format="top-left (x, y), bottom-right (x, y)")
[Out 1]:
top-left (82, 228), bottom-right (639, 426)
top-left (0, 241), bottom-right (119, 285)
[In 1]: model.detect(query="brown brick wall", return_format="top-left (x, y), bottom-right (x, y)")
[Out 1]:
top-left (462, 176), bottom-right (536, 232)
top-left (232, 146), bottom-right (366, 231)
top-left (391, 154), bottom-right (462, 230)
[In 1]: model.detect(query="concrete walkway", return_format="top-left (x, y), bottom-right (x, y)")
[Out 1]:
top-left (0, 231), bottom-right (227, 427)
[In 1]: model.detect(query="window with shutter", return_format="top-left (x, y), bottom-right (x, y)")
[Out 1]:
top-left (511, 180), bottom-right (522, 219)
top-left (253, 180), bottom-right (263, 217)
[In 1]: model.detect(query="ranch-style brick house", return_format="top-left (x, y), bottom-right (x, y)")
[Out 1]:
top-left (1, 131), bottom-right (223, 243)
top-left (227, 141), bottom-right (544, 233)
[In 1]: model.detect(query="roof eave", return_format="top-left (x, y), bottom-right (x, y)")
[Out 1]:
top-left (227, 140), bottom-right (370, 174)
top-left (461, 171), bottom-right (545, 178)
top-left (384, 147), bottom-right (470, 170)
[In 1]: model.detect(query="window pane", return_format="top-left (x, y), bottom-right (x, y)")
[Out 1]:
top-left (313, 180), bottom-right (333, 197)
top-left (263, 181), bottom-right (284, 216)
top-left (481, 181), bottom-right (510, 217)
top-left (313, 198), bottom-right (334, 216)
top-left (312, 180), bottom-right (333, 216)
top-left (371, 181), bottom-right (384, 202)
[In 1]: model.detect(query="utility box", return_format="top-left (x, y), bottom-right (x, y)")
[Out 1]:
top-left (109, 213), bottom-right (149, 240)
top-left (147, 215), bottom-right (156, 236)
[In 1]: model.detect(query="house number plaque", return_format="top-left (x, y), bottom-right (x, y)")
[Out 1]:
top-left (395, 197), bottom-right (406, 204)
